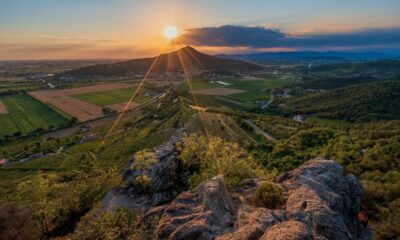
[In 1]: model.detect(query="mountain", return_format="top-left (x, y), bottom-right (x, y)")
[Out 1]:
top-left (62, 46), bottom-right (263, 78)
top-left (284, 81), bottom-right (400, 121)
top-left (218, 51), bottom-right (400, 62)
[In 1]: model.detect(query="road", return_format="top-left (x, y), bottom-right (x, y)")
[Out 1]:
top-left (244, 119), bottom-right (276, 141)
top-left (261, 92), bottom-right (274, 109)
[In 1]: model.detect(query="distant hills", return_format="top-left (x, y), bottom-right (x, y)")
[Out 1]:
top-left (284, 81), bottom-right (400, 121)
top-left (218, 51), bottom-right (400, 62)
top-left (300, 59), bottom-right (400, 89)
top-left (62, 46), bottom-right (263, 78)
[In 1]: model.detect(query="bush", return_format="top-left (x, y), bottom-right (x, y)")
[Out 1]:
top-left (132, 174), bottom-right (153, 193)
top-left (177, 133), bottom-right (263, 188)
top-left (72, 207), bottom-right (151, 240)
top-left (253, 182), bottom-right (285, 209)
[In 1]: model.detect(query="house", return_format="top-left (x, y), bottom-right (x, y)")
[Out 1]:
top-left (0, 158), bottom-right (9, 165)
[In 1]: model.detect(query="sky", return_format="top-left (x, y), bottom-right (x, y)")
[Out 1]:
top-left (1, 0), bottom-right (400, 60)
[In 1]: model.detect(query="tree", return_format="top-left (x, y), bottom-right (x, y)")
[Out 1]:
top-left (35, 142), bottom-right (42, 153)
top-left (131, 149), bottom-right (158, 186)
top-left (102, 107), bottom-right (116, 115)
top-left (69, 117), bottom-right (78, 125)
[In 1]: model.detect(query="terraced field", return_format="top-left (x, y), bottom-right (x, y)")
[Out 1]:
top-left (0, 93), bottom-right (69, 138)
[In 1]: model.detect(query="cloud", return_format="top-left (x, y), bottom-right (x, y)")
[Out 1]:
top-left (180, 25), bottom-right (400, 50)
top-left (181, 25), bottom-right (285, 48)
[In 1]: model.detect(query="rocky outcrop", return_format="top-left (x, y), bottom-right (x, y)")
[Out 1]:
top-left (154, 158), bottom-right (371, 240)
top-left (101, 129), bottom-right (371, 240)
top-left (156, 175), bottom-right (235, 240)
top-left (275, 158), bottom-right (367, 240)
top-left (102, 129), bottom-right (185, 212)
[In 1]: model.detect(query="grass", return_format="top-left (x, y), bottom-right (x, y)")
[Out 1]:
top-left (304, 116), bottom-right (352, 127)
top-left (226, 91), bottom-right (270, 102)
top-left (229, 78), bottom-right (294, 91)
top-left (178, 78), bottom-right (291, 109)
top-left (0, 93), bottom-right (69, 138)
top-left (73, 87), bottom-right (152, 106)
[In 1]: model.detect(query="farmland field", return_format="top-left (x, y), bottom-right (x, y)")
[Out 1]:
top-left (179, 77), bottom-right (293, 93)
top-left (191, 87), bottom-right (246, 96)
top-left (49, 96), bottom-right (102, 122)
top-left (73, 87), bottom-right (152, 106)
top-left (226, 91), bottom-right (270, 102)
top-left (0, 93), bottom-right (69, 138)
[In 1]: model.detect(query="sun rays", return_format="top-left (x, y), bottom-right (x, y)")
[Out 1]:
top-left (102, 28), bottom-right (210, 142)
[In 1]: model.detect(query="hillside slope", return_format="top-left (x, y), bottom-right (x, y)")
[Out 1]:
top-left (62, 46), bottom-right (263, 77)
top-left (284, 81), bottom-right (400, 121)
top-left (301, 60), bottom-right (400, 89)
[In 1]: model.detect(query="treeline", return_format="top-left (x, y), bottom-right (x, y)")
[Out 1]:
top-left (245, 120), bottom-right (400, 239)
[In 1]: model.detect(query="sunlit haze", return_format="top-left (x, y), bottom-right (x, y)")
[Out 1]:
top-left (1, 0), bottom-right (400, 59)
top-left (164, 26), bottom-right (179, 40)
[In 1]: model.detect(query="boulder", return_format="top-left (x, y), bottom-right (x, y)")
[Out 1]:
top-left (154, 158), bottom-right (371, 240)
top-left (156, 175), bottom-right (235, 240)
top-left (260, 220), bottom-right (311, 240)
top-left (102, 129), bottom-right (184, 212)
top-left (275, 158), bottom-right (370, 240)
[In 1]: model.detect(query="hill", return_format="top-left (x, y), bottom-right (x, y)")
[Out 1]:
top-left (61, 46), bottom-right (263, 78)
top-left (219, 51), bottom-right (400, 62)
top-left (300, 60), bottom-right (400, 89)
top-left (284, 81), bottom-right (400, 121)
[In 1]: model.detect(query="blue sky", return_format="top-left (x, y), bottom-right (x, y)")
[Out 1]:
top-left (1, 0), bottom-right (400, 59)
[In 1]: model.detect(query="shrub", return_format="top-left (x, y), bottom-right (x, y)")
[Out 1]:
top-left (72, 207), bottom-right (151, 240)
top-left (177, 133), bottom-right (262, 188)
top-left (253, 182), bottom-right (285, 209)
top-left (132, 174), bottom-right (153, 193)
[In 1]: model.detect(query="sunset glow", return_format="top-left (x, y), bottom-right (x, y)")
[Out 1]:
top-left (164, 25), bottom-right (179, 40)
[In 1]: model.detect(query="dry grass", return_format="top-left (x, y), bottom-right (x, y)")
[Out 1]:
top-left (191, 87), bottom-right (246, 96)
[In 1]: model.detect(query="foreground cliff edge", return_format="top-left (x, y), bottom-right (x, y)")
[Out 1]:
top-left (101, 131), bottom-right (372, 240)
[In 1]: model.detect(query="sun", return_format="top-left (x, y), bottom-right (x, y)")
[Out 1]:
top-left (164, 25), bottom-right (179, 40)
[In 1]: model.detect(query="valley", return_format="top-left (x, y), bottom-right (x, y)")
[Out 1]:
top-left (0, 47), bottom-right (399, 240)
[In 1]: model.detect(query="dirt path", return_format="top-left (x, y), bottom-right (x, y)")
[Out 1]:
top-left (191, 87), bottom-right (246, 96)
top-left (216, 96), bottom-right (243, 106)
top-left (0, 100), bottom-right (8, 114)
top-left (107, 101), bottom-right (140, 112)
top-left (244, 119), bottom-right (276, 141)
top-left (261, 93), bottom-right (274, 109)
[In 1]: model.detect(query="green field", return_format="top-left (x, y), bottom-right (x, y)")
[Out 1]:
top-left (179, 78), bottom-right (288, 109)
top-left (178, 77), bottom-right (293, 93)
top-left (226, 91), bottom-right (270, 102)
top-left (74, 87), bottom-right (152, 106)
top-left (0, 93), bottom-right (69, 138)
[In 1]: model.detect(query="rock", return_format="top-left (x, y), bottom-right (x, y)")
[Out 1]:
top-left (154, 158), bottom-right (371, 240)
top-left (216, 208), bottom-right (281, 240)
top-left (102, 129), bottom-right (185, 212)
top-left (276, 158), bottom-right (369, 240)
top-left (104, 142), bottom-right (371, 240)
top-left (260, 220), bottom-right (311, 240)
top-left (156, 175), bottom-right (235, 240)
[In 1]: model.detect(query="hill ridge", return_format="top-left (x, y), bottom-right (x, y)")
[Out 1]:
top-left (61, 46), bottom-right (263, 78)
